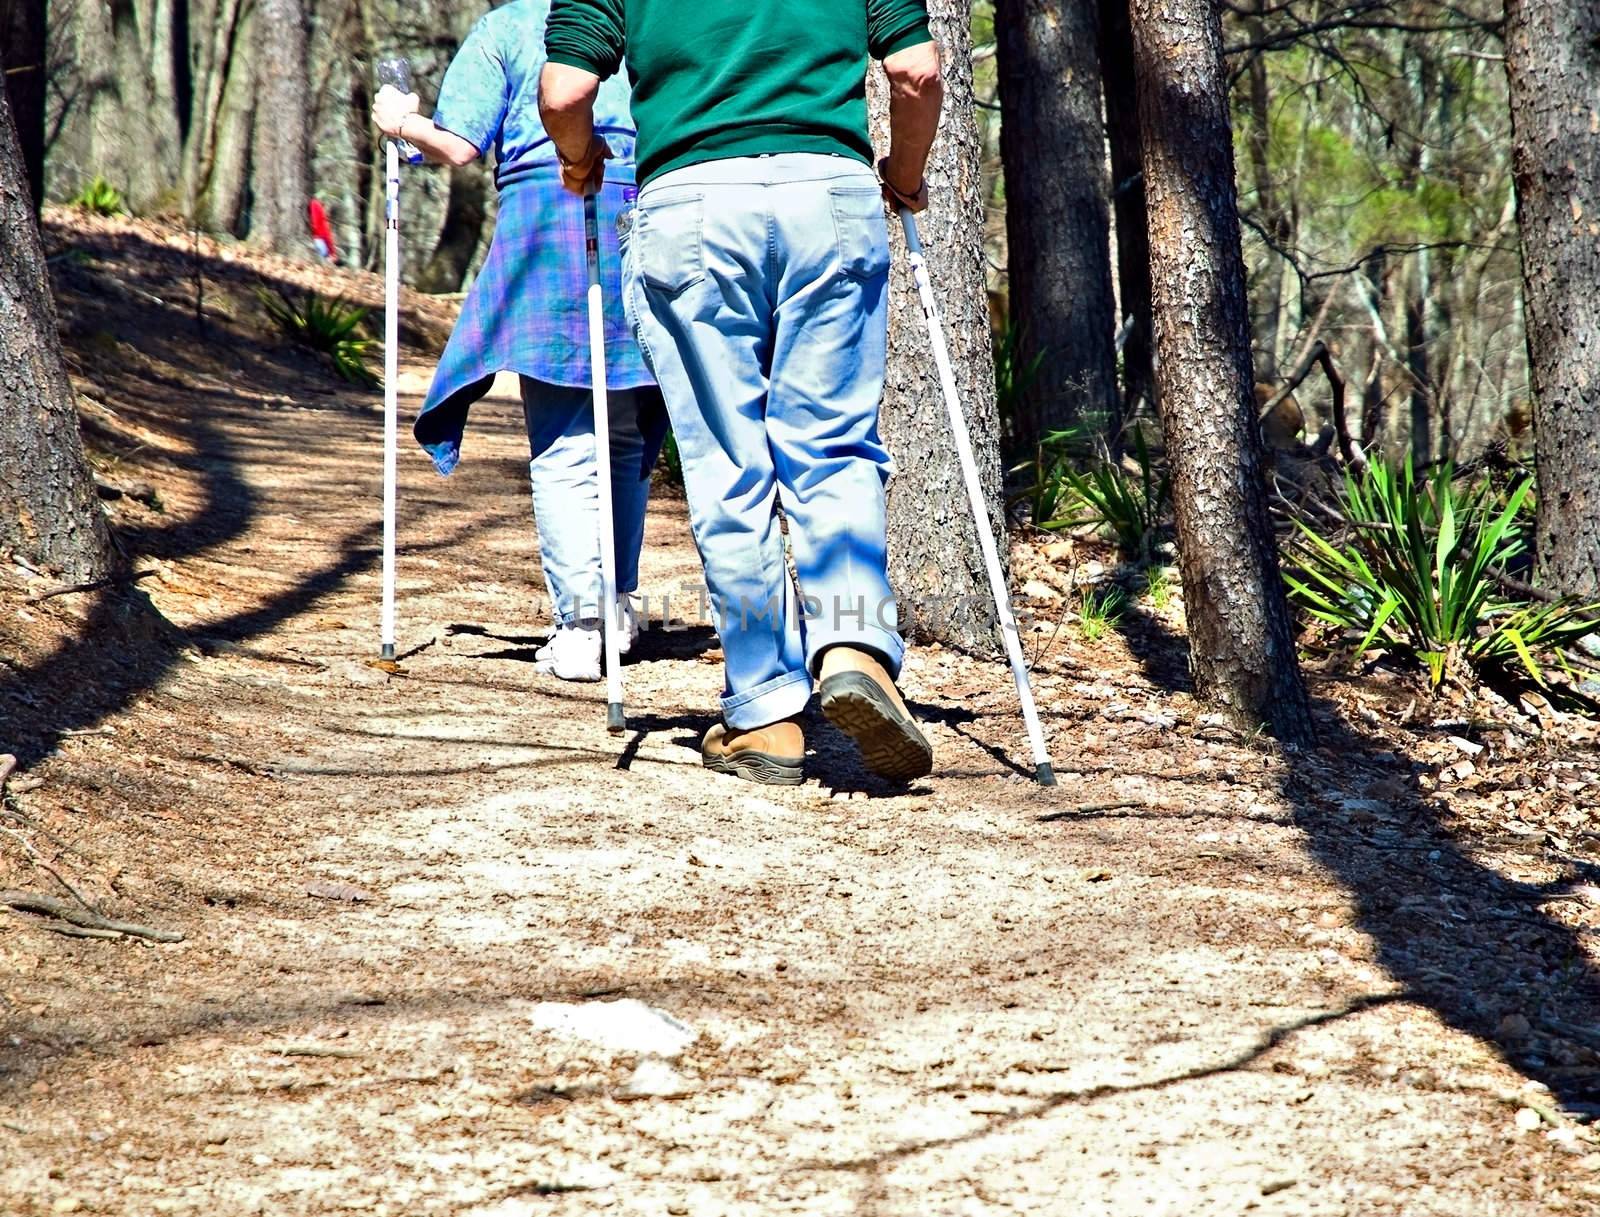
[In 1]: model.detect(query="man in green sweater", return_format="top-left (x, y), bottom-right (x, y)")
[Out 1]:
top-left (540, 0), bottom-right (944, 787)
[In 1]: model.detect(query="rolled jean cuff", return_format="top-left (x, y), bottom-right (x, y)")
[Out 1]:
top-left (805, 622), bottom-right (905, 682)
top-left (721, 669), bottom-right (813, 731)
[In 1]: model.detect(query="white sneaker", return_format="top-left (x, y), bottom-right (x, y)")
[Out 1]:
top-left (532, 624), bottom-right (602, 681)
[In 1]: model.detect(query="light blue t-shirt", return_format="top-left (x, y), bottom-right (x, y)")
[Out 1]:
top-left (432, 0), bottom-right (638, 188)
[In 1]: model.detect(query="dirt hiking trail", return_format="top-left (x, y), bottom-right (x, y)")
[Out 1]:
top-left (3, 214), bottom-right (1600, 1215)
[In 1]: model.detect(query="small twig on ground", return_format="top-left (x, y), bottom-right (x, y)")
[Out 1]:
top-left (193, 637), bottom-right (329, 670)
top-left (269, 1044), bottom-right (363, 1059)
top-left (0, 890), bottom-right (183, 943)
top-left (0, 827), bottom-right (99, 913)
top-left (180, 752), bottom-right (279, 779)
top-left (26, 568), bottom-right (158, 603)
top-left (1037, 801), bottom-right (1152, 823)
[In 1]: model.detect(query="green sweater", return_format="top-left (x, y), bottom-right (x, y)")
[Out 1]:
top-left (545, 0), bottom-right (932, 183)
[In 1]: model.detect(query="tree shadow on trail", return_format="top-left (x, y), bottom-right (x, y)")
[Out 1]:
top-left (0, 226), bottom-right (407, 768)
top-left (1090, 578), bottom-right (1600, 1113)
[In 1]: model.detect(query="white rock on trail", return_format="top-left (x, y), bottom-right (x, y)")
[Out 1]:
top-left (526, 999), bottom-right (697, 1059)
top-left (618, 1057), bottom-right (696, 1100)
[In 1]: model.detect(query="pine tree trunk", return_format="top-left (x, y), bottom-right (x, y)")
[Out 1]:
top-left (1128, 0), bottom-right (1314, 744)
top-left (0, 61), bottom-right (115, 582)
top-left (994, 0), bottom-right (1118, 448)
top-left (1505, 0), bottom-right (1600, 595)
top-left (252, 0), bottom-right (310, 254)
top-left (870, 1), bottom-right (1006, 654)
top-left (0, 0), bottom-right (47, 211)
top-left (1097, 0), bottom-right (1154, 420)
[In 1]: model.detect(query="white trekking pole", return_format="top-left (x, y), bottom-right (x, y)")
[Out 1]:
top-left (376, 57), bottom-right (417, 664)
top-left (584, 193), bottom-right (626, 734)
top-left (896, 208), bottom-right (1056, 786)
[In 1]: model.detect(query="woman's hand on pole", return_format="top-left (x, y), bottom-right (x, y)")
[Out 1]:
top-left (371, 84), bottom-right (420, 138)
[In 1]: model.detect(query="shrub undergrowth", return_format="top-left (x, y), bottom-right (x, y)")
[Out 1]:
top-left (1284, 460), bottom-right (1599, 687)
top-left (258, 288), bottom-right (379, 387)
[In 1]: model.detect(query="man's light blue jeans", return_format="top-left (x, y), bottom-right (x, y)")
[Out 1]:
top-left (623, 153), bottom-right (902, 730)
top-left (520, 377), bottom-right (667, 625)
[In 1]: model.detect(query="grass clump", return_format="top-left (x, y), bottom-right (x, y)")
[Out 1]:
top-left (1041, 424), bottom-right (1170, 560)
top-left (70, 176), bottom-right (127, 216)
top-left (1077, 586), bottom-right (1127, 643)
top-left (258, 288), bottom-right (379, 387)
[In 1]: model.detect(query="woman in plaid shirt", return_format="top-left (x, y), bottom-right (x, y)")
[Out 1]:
top-left (372, 0), bottom-right (665, 681)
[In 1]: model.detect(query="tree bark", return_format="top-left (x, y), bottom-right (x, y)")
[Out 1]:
top-left (1505, 0), bottom-right (1600, 595)
top-left (251, 0), bottom-right (310, 253)
top-left (1, 0), bottom-right (47, 211)
top-left (994, 0), bottom-right (1118, 448)
top-left (1097, 0), bottom-right (1154, 421)
top-left (0, 55), bottom-right (115, 582)
top-left (49, 0), bottom-right (183, 212)
top-left (178, 0), bottom-right (257, 234)
top-left (870, 1), bottom-right (1006, 654)
top-left (1128, 0), bottom-right (1314, 744)
top-left (415, 160), bottom-right (490, 293)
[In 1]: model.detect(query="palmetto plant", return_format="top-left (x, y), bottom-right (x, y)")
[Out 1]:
top-left (1043, 424), bottom-right (1170, 559)
top-left (1285, 461), bottom-right (1599, 687)
top-left (258, 288), bottom-right (379, 387)
top-left (69, 176), bottom-right (127, 217)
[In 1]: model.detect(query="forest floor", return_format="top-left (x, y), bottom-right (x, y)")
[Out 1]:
top-left (4, 212), bottom-right (1600, 1216)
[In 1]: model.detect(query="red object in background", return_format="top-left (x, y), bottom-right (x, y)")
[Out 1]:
top-left (308, 199), bottom-right (338, 262)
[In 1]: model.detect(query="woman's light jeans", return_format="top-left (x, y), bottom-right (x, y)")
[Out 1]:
top-left (520, 377), bottom-right (667, 626)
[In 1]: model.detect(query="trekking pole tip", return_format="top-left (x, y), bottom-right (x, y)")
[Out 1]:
top-left (607, 703), bottom-right (626, 734)
top-left (380, 642), bottom-right (395, 662)
top-left (1034, 761), bottom-right (1057, 787)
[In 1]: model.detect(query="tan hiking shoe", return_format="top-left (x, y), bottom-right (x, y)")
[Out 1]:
top-left (701, 720), bottom-right (805, 786)
top-left (818, 647), bottom-right (933, 782)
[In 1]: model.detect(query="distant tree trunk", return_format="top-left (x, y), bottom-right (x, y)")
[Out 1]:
top-left (1128, 0), bottom-right (1314, 744)
top-left (252, 0), bottom-right (310, 253)
top-left (1505, 0), bottom-right (1600, 595)
top-left (0, 62), bottom-right (115, 582)
top-left (415, 160), bottom-right (488, 293)
top-left (179, 0), bottom-right (257, 235)
top-left (1097, 0), bottom-right (1154, 422)
top-left (1237, 6), bottom-right (1292, 380)
top-left (1, 0), bottom-right (47, 211)
top-left (870, 1), bottom-right (1005, 654)
top-left (50, 0), bottom-right (183, 212)
top-left (995, 0), bottom-right (1118, 449)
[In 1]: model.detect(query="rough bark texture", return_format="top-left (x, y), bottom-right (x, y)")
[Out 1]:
top-left (252, 0), bottom-right (310, 254)
top-left (1, 0), bottom-right (47, 211)
top-left (1097, 0), bottom-right (1154, 420)
top-left (48, 0), bottom-right (183, 211)
top-left (416, 159), bottom-right (489, 293)
top-left (180, 0), bottom-right (257, 235)
top-left (1505, 0), bottom-right (1600, 595)
top-left (1128, 0), bottom-right (1314, 744)
top-left (869, 1), bottom-right (1006, 654)
top-left (994, 0), bottom-right (1118, 447)
top-left (0, 61), bottom-right (115, 581)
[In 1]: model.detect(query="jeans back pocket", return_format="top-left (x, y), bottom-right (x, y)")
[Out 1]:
top-left (636, 192), bottom-right (706, 295)
top-left (829, 186), bottom-right (891, 282)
